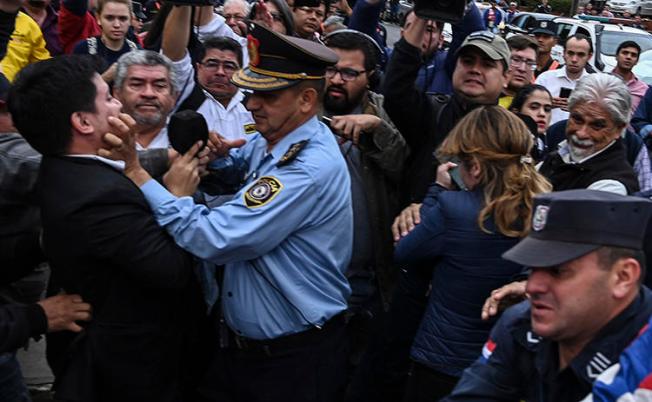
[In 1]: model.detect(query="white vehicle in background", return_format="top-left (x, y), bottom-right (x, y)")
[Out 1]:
top-left (553, 16), bottom-right (652, 71)
top-left (608, 0), bottom-right (650, 16)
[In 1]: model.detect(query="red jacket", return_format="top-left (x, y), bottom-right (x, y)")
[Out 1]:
top-left (58, 5), bottom-right (100, 54)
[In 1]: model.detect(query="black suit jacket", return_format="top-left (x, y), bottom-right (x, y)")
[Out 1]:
top-left (38, 156), bottom-right (200, 402)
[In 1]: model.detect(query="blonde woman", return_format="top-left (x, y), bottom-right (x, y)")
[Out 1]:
top-left (392, 106), bottom-right (551, 401)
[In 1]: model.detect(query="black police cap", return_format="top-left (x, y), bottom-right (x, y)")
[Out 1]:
top-left (503, 189), bottom-right (652, 267)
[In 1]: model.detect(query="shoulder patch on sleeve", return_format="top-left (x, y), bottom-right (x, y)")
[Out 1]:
top-left (244, 176), bottom-right (283, 208)
top-left (277, 140), bottom-right (309, 167)
top-left (244, 123), bottom-right (257, 135)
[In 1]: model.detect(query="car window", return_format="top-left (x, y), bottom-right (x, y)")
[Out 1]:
top-left (601, 31), bottom-right (652, 56)
top-left (513, 15), bottom-right (527, 28)
top-left (556, 23), bottom-right (574, 45)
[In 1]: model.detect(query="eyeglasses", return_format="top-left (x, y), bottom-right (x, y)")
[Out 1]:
top-left (510, 56), bottom-right (537, 70)
top-left (296, 6), bottom-right (325, 19)
top-left (199, 59), bottom-right (239, 73)
top-left (325, 66), bottom-right (366, 81)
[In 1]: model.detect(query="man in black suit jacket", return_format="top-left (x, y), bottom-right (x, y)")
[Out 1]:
top-left (8, 56), bottom-right (202, 401)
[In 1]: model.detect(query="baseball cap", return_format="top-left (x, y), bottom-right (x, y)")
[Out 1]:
top-left (457, 31), bottom-right (511, 67)
top-left (531, 20), bottom-right (558, 36)
top-left (503, 189), bottom-right (652, 268)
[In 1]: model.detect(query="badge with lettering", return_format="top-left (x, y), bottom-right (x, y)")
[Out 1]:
top-left (244, 176), bottom-right (283, 208)
top-left (244, 123), bottom-right (257, 135)
top-left (532, 205), bottom-right (549, 232)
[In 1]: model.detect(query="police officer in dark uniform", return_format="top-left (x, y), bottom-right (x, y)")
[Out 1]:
top-left (444, 189), bottom-right (652, 402)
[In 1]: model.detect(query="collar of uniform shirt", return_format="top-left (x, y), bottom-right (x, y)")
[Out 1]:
top-left (266, 115), bottom-right (321, 161)
top-left (66, 154), bottom-right (126, 171)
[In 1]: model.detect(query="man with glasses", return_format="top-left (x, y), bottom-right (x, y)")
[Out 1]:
top-left (384, 27), bottom-right (510, 202)
top-left (499, 34), bottom-right (539, 108)
top-left (162, 5), bottom-right (253, 141)
top-left (322, 29), bottom-right (408, 399)
top-left (222, 0), bottom-right (250, 37)
top-left (103, 23), bottom-right (352, 402)
top-left (292, 0), bottom-right (328, 40)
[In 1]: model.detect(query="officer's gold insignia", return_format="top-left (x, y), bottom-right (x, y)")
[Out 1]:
top-left (244, 123), bottom-right (257, 134)
top-left (247, 34), bottom-right (260, 67)
top-left (244, 176), bottom-right (283, 208)
top-left (277, 140), bottom-right (309, 166)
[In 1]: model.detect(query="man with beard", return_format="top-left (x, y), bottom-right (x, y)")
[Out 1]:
top-left (102, 23), bottom-right (353, 402)
top-left (163, 5), bottom-right (253, 141)
top-left (539, 73), bottom-right (639, 195)
top-left (499, 35), bottom-right (538, 108)
top-left (322, 29), bottom-right (408, 397)
top-left (113, 50), bottom-right (177, 150)
top-left (536, 34), bottom-right (593, 126)
top-left (611, 41), bottom-right (648, 114)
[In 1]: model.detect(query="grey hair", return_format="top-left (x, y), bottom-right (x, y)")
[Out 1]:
top-left (223, 0), bottom-right (251, 15)
top-left (568, 73), bottom-right (631, 128)
top-left (114, 50), bottom-right (180, 95)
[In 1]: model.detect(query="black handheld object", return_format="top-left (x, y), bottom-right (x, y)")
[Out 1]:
top-left (168, 110), bottom-right (209, 154)
top-left (413, 0), bottom-right (466, 23)
top-left (559, 87), bottom-right (572, 99)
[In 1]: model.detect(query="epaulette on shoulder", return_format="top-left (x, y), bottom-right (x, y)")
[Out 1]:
top-left (277, 140), bottom-right (309, 167)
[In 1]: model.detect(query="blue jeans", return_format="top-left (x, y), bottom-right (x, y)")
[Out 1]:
top-left (0, 352), bottom-right (30, 402)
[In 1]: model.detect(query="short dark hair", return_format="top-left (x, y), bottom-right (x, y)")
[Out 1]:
top-left (565, 33), bottom-right (593, 54)
top-left (198, 36), bottom-right (244, 67)
top-left (324, 31), bottom-right (378, 72)
top-left (8, 56), bottom-right (98, 156)
top-left (292, 78), bottom-right (325, 99)
top-left (596, 246), bottom-right (646, 285)
top-left (507, 34), bottom-right (539, 57)
top-left (509, 84), bottom-right (552, 112)
top-left (616, 40), bottom-right (641, 57)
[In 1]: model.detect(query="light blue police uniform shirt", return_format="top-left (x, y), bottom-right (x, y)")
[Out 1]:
top-left (139, 116), bottom-right (353, 340)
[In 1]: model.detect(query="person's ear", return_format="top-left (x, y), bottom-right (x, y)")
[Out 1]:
top-left (299, 87), bottom-right (317, 113)
top-left (469, 157), bottom-right (481, 179)
top-left (71, 112), bottom-right (94, 135)
top-left (611, 257), bottom-right (641, 299)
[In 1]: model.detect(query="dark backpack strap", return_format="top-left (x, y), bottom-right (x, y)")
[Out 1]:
top-left (177, 84), bottom-right (206, 112)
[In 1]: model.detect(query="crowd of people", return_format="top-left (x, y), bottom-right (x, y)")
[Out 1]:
top-left (1, 0), bottom-right (652, 401)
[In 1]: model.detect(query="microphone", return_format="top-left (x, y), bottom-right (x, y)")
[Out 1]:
top-left (167, 110), bottom-right (208, 154)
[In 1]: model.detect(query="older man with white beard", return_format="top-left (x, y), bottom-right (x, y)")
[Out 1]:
top-left (538, 73), bottom-right (640, 195)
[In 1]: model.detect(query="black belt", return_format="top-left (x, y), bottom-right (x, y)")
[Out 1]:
top-left (230, 312), bottom-right (345, 356)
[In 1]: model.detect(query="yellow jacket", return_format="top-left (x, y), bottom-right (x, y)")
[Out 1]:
top-left (1, 12), bottom-right (50, 82)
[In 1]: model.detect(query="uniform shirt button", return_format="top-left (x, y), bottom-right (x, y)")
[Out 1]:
top-left (228, 291), bottom-right (233, 297)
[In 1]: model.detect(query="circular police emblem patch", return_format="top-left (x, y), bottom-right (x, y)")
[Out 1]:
top-left (532, 205), bottom-right (549, 232)
top-left (244, 176), bottom-right (283, 208)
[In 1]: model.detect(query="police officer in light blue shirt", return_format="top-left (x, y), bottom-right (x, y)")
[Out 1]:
top-left (102, 22), bottom-right (353, 402)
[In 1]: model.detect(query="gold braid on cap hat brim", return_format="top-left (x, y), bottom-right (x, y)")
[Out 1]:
top-left (249, 65), bottom-right (324, 80)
